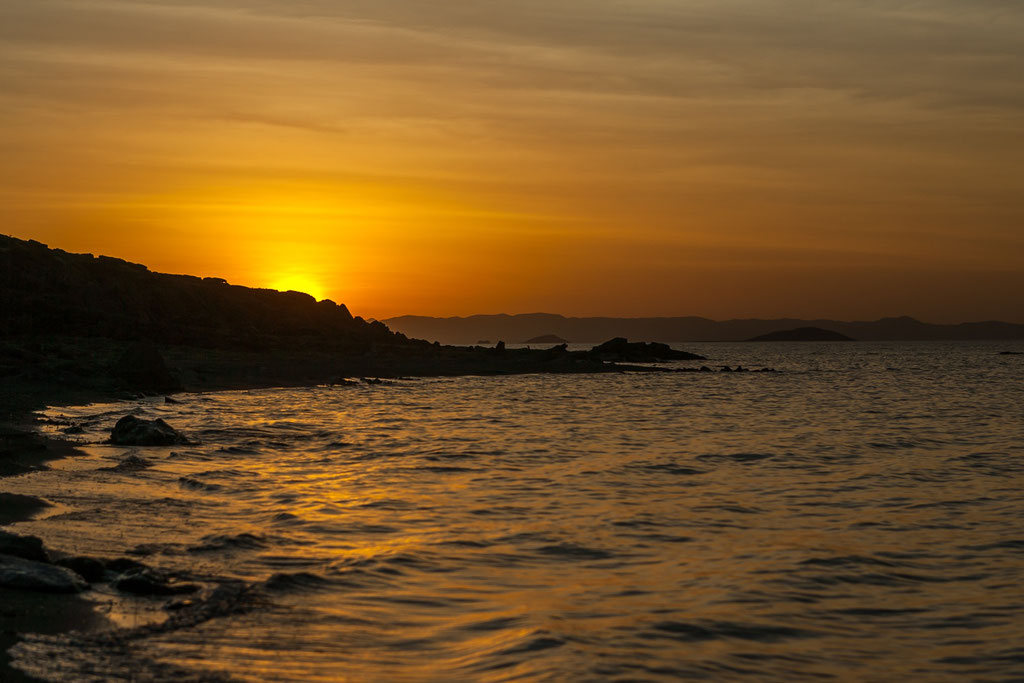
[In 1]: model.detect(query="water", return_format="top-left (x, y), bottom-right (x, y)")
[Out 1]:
top-left (6, 341), bottom-right (1024, 681)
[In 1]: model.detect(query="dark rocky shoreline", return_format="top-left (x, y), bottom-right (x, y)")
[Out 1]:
top-left (0, 334), bottom-right (738, 681)
top-left (0, 235), bottom-right (772, 680)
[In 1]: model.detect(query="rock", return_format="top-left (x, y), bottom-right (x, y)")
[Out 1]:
top-left (999, 351), bottom-right (1023, 355)
top-left (98, 451), bottom-right (153, 472)
top-left (113, 567), bottom-right (199, 596)
top-left (52, 556), bottom-right (106, 583)
top-left (104, 557), bottom-right (149, 573)
top-left (544, 343), bottom-right (569, 357)
top-left (0, 553), bottom-right (88, 593)
top-left (589, 338), bottom-right (706, 362)
top-left (0, 530), bottom-right (49, 562)
top-left (109, 415), bottom-right (193, 446)
top-left (112, 342), bottom-right (183, 393)
top-left (164, 395), bottom-right (181, 404)
top-left (0, 493), bottom-right (52, 526)
top-left (495, 341), bottom-right (506, 352)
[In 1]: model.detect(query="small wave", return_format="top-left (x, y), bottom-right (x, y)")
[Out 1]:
top-left (697, 452), bottom-right (774, 463)
top-left (188, 533), bottom-right (269, 553)
top-left (263, 571), bottom-right (335, 592)
top-left (799, 555), bottom-right (903, 568)
top-left (644, 620), bottom-right (816, 643)
top-left (535, 543), bottom-right (614, 560)
top-left (693, 504), bottom-right (764, 514)
top-left (215, 445), bottom-right (260, 455)
top-left (637, 462), bottom-right (707, 476)
top-left (497, 636), bottom-right (565, 656)
top-left (412, 465), bottom-right (476, 473)
top-left (177, 477), bottom-right (223, 492)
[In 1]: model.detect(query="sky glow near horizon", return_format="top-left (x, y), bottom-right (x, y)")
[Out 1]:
top-left (1, 0), bottom-right (1022, 322)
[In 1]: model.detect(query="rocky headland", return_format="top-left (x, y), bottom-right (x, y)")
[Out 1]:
top-left (0, 233), bottom-right (752, 679)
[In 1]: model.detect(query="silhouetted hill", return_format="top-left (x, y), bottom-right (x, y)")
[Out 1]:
top-left (1, 235), bottom-right (716, 405)
top-left (0, 234), bottom-right (401, 350)
top-left (385, 313), bottom-right (1024, 344)
top-left (524, 334), bottom-right (569, 344)
top-left (747, 327), bottom-right (854, 342)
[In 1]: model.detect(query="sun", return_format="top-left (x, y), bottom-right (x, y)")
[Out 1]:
top-left (268, 273), bottom-right (327, 301)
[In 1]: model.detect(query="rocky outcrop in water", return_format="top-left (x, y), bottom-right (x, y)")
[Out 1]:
top-left (112, 567), bottom-right (199, 596)
top-left (588, 338), bottom-right (706, 362)
top-left (110, 416), bottom-right (193, 446)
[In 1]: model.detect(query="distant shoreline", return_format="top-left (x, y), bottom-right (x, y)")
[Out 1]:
top-left (384, 313), bottom-right (1024, 345)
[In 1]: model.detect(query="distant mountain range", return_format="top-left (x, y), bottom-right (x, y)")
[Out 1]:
top-left (383, 313), bottom-right (1024, 344)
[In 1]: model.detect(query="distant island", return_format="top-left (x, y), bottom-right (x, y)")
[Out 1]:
top-left (524, 334), bottom-right (569, 344)
top-left (384, 313), bottom-right (1024, 344)
top-left (747, 327), bottom-right (854, 342)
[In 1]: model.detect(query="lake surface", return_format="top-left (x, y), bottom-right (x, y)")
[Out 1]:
top-left (8, 341), bottom-right (1024, 681)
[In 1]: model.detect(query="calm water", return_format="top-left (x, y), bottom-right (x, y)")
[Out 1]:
top-left (7, 341), bottom-right (1024, 681)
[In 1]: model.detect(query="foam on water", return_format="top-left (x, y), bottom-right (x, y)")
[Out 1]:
top-left (7, 341), bottom-right (1024, 681)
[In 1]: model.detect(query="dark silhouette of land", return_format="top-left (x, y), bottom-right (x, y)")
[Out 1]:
top-left (0, 233), bottom-right (726, 680)
top-left (0, 234), bottom-right (720, 417)
top-left (747, 327), bottom-right (854, 342)
top-left (525, 334), bottom-right (570, 344)
top-left (385, 313), bottom-right (1024, 344)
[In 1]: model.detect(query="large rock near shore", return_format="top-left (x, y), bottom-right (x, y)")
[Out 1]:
top-left (0, 554), bottom-right (88, 593)
top-left (110, 415), bottom-right (193, 446)
top-left (589, 338), bottom-right (706, 362)
top-left (0, 530), bottom-right (49, 563)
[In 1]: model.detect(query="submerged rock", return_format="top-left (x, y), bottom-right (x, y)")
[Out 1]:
top-left (0, 553), bottom-right (87, 593)
top-left (52, 556), bottom-right (106, 583)
top-left (109, 415), bottom-right (193, 446)
top-left (98, 451), bottom-right (153, 472)
top-left (0, 530), bottom-right (49, 563)
top-left (104, 557), bottom-right (149, 574)
top-left (113, 567), bottom-right (200, 596)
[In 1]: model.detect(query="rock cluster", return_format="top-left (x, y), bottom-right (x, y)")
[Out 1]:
top-left (0, 529), bottom-right (200, 597)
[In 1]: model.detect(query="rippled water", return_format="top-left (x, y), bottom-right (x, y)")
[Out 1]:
top-left (8, 341), bottom-right (1024, 681)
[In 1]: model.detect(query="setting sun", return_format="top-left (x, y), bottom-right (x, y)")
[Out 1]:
top-left (267, 273), bottom-right (327, 301)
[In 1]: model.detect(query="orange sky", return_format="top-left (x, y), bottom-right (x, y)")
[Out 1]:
top-left (1, 0), bottom-right (1022, 322)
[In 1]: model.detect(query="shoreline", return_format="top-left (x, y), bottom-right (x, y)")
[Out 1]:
top-left (0, 331), bottom-right (721, 681)
top-left (0, 360), bottom-right (679, 680)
